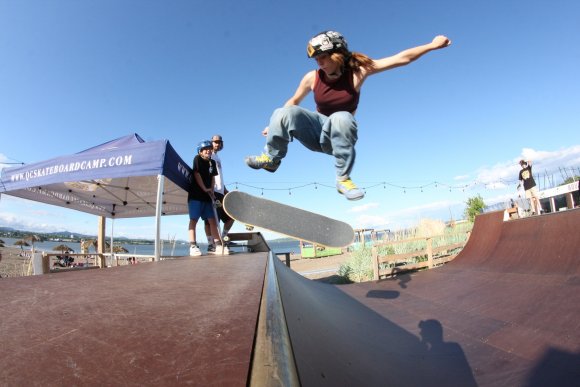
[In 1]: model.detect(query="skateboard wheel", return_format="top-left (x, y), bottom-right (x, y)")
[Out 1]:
top-left (223, 235), bottom-right (230, 242)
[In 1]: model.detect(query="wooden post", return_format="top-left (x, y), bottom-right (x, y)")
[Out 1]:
top-left (276, 253), bottom-right (291, 268)
top-left (97, 216), bottom-right (107, 268)
top-left (372, 246), bottom-right (379, 281)
top-left (426, 238), bottom-right (433, 269)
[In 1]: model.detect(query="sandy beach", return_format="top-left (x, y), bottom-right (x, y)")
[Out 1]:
top-left (0, 244), bottom-right (353, 280)
top-left (0, 245), bottom-right (34, 278)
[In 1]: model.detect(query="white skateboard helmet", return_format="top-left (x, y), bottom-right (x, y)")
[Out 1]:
top-left (307, 30), bottom-right (348, 58)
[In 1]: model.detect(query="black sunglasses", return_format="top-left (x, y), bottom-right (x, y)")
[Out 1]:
top-left (212, 140), bottom-right (223, 143)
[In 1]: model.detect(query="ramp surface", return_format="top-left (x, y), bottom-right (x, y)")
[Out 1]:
top-left (275, 209), bottom-right (580, 386)
top-left (0, 253), bottom-right (268, 386)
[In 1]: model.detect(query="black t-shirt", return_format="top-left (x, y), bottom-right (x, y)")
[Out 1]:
top-left (188, 155), bottom-right (217, 202)
top-left (518, 165), bottom-right (536, 190)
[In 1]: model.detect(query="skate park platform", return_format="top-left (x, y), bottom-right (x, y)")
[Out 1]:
top-left (1, 210), bottom-right (579, 386)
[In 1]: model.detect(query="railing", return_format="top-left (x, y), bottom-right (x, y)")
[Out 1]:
top-left (371, 231), bottom-right (471, 281)
top-left (43, 253), bottom-right (103, 273)
top-left (41, 252), bottom-right (157, 274)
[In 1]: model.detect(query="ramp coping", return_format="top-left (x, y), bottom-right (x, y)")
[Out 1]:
top-left (250, 251), bottom-right (300, 386)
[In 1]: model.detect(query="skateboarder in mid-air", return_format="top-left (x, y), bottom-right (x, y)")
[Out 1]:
top-left (246, 31), bottom-right (451, 201)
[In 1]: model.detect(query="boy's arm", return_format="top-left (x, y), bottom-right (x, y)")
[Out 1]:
top-left (194, 171), bottom-right (211, 195)
top-left (209, 176), bottom-right (216, 200)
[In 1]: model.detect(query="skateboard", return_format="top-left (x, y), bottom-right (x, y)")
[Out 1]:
top-left (223, 191), bottom-right (354, 248)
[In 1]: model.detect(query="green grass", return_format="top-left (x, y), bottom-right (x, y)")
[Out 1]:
top-left (337, 220), bottom-right (474, 283)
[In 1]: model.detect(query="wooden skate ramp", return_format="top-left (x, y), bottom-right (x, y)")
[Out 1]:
top-left (0, 253), bottom-right (268, 386)
top-left (274, 209), bottom-right (580, 386)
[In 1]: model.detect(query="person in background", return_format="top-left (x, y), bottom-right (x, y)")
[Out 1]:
top-left (187, 141), bottom-right (222, 256)
top-left (518, 159), bottom-right (541, 215)
top-left (204, 135), bottom-right (234, 253)
top-left (245, 30), bottom-right (451, 201)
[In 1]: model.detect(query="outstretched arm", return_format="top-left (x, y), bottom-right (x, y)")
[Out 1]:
top-left (365, 35), bottom-right (451, 77)
top-left (261, 71), bottom-right (315, 136)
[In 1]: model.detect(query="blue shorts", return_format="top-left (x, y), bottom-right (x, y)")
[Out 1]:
top-left (188, 200), bottom-right (214, 221)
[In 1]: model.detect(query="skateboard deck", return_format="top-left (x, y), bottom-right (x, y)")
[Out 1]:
top-left (223, 191), bottom-right (354, 248)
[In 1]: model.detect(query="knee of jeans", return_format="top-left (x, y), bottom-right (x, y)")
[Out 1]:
top-left (328, 112), bottom-right (357, 135)
top-left (272, 105), bottom-right (297, 117)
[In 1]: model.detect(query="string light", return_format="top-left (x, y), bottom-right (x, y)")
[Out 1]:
top-left (227, 166), bottom-right (578, 196)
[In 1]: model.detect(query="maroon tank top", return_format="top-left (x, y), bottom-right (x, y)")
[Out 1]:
top-left (313, 68), bottom-right (360, 116)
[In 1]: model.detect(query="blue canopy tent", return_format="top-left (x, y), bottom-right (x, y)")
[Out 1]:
top-left (0, 133), bottom-right (193, 260)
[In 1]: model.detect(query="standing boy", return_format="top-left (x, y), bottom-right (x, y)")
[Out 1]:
top-left (204, 135), bottom-right (234, 253)
top-left (188, 140), bottom-right (221, 256)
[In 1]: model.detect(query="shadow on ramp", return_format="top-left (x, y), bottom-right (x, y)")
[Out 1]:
top-left (273, 208), bottom-right (580, 386)
top-left (274, 256), bottom-right (477, 386)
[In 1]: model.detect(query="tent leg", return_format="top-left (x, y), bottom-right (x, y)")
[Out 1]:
top-left (154, 175), bottom-right (165, 261)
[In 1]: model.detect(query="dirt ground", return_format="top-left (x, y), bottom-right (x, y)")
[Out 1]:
top-left (0, 245), bottom-right (353, 280)
top-left (0, 246), bottom-right (33, 278)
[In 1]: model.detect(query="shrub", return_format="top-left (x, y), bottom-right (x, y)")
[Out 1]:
top-left (339, 247), bottom-right (374, 283)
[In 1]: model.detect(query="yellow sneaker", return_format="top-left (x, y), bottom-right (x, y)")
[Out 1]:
top-left (245, 153), bottom-right (281, 172)
top-left (336, 178), bottom-right (365, 201)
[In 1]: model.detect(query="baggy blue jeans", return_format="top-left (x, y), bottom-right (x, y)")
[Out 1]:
top-left (264, 106), bottom-right (358, 180)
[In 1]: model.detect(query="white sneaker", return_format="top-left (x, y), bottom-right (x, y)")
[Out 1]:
top-left (207, 244), bottom-right (230, 255)
top-left (189, 244), bottom-right (202, 256)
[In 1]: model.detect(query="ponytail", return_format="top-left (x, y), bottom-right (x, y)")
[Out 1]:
top-left (329, 50), bottom-right (374, 75)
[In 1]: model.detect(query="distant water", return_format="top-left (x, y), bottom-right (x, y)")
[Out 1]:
top-left (2, 237), bottom-right (302, 256)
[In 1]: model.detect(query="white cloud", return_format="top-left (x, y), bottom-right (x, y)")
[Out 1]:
top-left (348, 202), bottom-right (380, 213)
top-left (0, 212), bottom-right (61, 233)
top-left (352, 213), bottom-right (391, 230)
top-left (349, 198), bottom-right (462, 232)
top-left (474, 145), bottom-right (580, 188)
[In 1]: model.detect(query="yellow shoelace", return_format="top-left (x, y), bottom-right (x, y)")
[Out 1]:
top-left (340, 179), bottom-right (358, 190)
top-left (256, 153), bottom-right (272, 162)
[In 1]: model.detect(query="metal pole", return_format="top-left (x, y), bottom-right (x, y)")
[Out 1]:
top-left (154, 175), bottom-right (165, 261)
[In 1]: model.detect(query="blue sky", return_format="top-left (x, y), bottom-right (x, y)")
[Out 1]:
top-left (1, 0), bottom-right (579, 241)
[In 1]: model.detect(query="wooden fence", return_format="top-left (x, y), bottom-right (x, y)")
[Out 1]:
top-left (371, 231), bottom-right (471, 280)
